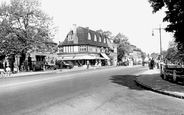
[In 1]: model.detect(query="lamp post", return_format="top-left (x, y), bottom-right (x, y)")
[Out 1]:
top-left (152, 24), bottom-right (163, 56)
top-left (152, 24), bottom-right (165, 71)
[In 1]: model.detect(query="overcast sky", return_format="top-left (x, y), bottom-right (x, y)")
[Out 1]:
top-left (1, 0), bottom-right (174, 54)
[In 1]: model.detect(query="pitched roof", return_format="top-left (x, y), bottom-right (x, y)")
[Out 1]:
top-left (59, 26), bottom-right (109, 48)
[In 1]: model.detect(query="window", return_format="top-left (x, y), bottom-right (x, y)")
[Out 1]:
top-left (65, 46), bottom-right (68, 52)
top-left (79, 46), bottom-right (87, 52)
top-left (88, 46), bottom-right (94, 52)
top-left (59, 47), bottom-right (63, 53)
top-left (74, 46), bottom-right (79, 52)
top-left (63, 47), bottom-right (66, 53)
top-left (96, 47), bottom-right (100, 53)
top-left (99, 36), bottom-right (101, 42)
top-left (94, 35), bottom-right (97, 41)
top-left (68, 35), bottom-right (73, 41)
top-left (104, 38), bottom-right (106, 43)
top-left (68, 46), bottom-right (71, 52)
top-left (88, 32), bottom-right (91, 40)
top-left (71, 46), bottom-right (74, 52)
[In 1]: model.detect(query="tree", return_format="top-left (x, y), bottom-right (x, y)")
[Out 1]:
top-left (150, 52), bottom-right (159, 59)
top-left (96, 29), bottom-right (114, 39)
top-left (0, 0), bottom-right (57, 67)
top-left (163, 40), bottom-right (181, 63)
top-left (148, 0), bottom-right (184, 50)
top-left (113, 33), bottom-right (131, 61)
top-left (141, 51), bottom-right (146, 60)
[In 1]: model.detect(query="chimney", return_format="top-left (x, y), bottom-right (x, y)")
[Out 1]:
top-left (72, 24), bottom-right (77, 34)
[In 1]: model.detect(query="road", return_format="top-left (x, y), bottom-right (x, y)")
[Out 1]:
top-left (0, 66), bottom-right (184, 115)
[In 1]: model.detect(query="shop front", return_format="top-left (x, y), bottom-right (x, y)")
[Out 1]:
top-left (58, 53), bottom-right (108, 67)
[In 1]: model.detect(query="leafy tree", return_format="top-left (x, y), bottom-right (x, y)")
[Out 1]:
top-left (0, 0), bottom-right (56, 67)
top-left (150, 52), bottom-right (159, 59)
top-left (141, 51), bottom-right (146, 60)
top-left (96, 29), bottom-right (114, 39)
top-left (163, 40), bottom-right (182, 63)
top-left (148, 0), bottom-right (184, 50)
top-left (113, 33), bottom-right (131, 61)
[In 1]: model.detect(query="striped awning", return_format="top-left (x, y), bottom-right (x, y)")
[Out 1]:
top-left (100, 53), bottom-right (110, 60)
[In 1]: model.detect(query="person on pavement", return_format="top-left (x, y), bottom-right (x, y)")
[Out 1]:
top-left (87, 60), bottom-right (90, 69)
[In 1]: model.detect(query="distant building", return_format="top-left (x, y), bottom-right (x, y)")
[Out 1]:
top-left (128, 45), bottom-right (142, 65)
top-left (58, 24), bottom-right (117, 66)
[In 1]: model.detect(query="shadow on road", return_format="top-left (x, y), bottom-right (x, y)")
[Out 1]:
top-left (109, 75), bottom-right (144, 90)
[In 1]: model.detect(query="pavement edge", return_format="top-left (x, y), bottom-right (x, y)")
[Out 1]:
top-left (135, 76), bottom-right (184, 100)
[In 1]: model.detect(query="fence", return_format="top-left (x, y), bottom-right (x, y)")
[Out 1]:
top-left (161, 64), bottom-right (184, 82)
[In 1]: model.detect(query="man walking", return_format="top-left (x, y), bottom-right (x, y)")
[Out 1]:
top-left (87, 60), bottom-right (90, 69)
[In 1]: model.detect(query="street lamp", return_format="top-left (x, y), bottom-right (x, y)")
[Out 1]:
top-left (152, 24), bottom-right (165, 70)
top-left (152, 24), bottom-right (164, 57)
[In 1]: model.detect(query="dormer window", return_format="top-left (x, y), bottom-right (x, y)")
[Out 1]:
top-left (104, 38), bottom-right (106, 43)
top-left (99, 36), bottom-right (101, 42)
top-left (94, 34), bottom-right (97, 41)
top-left (88, 32), bottom-right (91, 40)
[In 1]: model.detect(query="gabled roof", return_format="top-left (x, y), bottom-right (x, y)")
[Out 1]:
top-left (59, 26), bottom-right (109, 48)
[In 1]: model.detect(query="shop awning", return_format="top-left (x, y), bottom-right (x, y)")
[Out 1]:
top-left (58, 54), bottom-right (105, 60)
top-left (58, 56), bottom-right (75, 60)
top-left (82, 55), bottom-right (96, 59)
top-left (100, 53), bottom-right (110, 60)
top-left (74, 54), bottom-right (105, 60)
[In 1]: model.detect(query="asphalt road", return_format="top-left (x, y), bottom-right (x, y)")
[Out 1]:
top-left (0, 66), bottom-right (184, 115)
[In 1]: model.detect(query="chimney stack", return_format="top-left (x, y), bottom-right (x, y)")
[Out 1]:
top-left (72, 24), bottom-right (77, 34)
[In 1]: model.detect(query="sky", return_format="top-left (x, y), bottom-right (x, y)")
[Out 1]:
top-left (1, 0), bottom-right (174, 54)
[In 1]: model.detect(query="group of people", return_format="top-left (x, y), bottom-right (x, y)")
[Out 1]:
top-left (0, 57), bottom-right (12, 76)
top-left (148, 58), bottom-right (161, 69)
top-left (86, 60), bottom-right (102, 69)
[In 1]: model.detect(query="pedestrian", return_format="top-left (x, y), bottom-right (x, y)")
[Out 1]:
top-left (150, 58), bottom-right (154, 69)
top-left (28, 54), bottom-right (32, 71)
top-left (98, 60), bottom-right (101, 69)
top-left (87, 60), bottom-right (90, 69)
top-left (3, 57), bottom-right (11, 76)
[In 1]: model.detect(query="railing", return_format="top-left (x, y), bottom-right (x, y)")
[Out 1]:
top-left (161, 64), bottom-right (184, 82)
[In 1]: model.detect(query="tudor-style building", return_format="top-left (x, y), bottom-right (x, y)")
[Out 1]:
top-left (58, 24), bottom-right (117, 66)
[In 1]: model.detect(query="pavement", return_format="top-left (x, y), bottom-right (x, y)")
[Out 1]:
top-left (1, 65), bottom-right (113, 78)
top-left (135, 68), bottom-right (184, 99)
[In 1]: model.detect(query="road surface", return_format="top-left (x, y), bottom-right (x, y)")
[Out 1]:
top-left (0, 66), bottom-right (184, 115)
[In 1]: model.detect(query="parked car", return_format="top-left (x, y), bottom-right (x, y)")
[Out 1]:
top-left (56, 60), bottom-right (74, 69)
top-left (32, 61), bottom-right (44, 71)
top-left (63, 61), bottom-right (74, 69)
